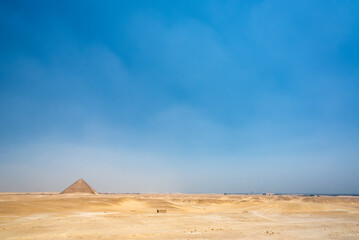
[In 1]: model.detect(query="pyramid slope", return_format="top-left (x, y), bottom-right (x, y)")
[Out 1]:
top-left (61, 179), bottom-right (97, 194)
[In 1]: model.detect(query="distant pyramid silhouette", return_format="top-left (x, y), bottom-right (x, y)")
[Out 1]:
top-left (61, 178), bottom-right (97, 194)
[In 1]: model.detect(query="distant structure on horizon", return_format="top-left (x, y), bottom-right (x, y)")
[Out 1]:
top-left (60, 178), bottom-right (97, 194)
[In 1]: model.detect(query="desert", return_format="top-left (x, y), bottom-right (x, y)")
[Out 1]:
top-left (1, 1), bottom-right (359, 239)
top-left (0, 193), bottom-right (358, 240)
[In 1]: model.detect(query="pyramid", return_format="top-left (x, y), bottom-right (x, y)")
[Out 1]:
top-left (60, 178), bottom-right (97, 194)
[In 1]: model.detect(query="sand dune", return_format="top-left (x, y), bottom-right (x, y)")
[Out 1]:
top-left (0, 193), bottom-right (358, 239)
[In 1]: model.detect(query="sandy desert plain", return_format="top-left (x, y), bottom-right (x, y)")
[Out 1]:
top-left (0, 193), bottom-right (358, 240)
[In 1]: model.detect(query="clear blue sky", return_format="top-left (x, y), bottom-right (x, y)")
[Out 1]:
top-left (0, 0), bottom-right (358, 193)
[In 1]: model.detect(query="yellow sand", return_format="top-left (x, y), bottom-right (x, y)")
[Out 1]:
top-left (0, 193), bottom-right (358, 239)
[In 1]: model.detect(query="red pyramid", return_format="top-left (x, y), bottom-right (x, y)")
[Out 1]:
top-left (61, 179), bottom-right (97, 194)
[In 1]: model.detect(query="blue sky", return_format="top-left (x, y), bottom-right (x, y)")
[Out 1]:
top-left (0, 0), bottom-right (358, 193)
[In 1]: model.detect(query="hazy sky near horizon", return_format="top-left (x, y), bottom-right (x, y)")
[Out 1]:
top-left (0, 0), bottom-right (359, 193)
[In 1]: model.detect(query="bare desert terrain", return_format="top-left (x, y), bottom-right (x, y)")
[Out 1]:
top-left (0, 193), bottom-right (358, 239)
